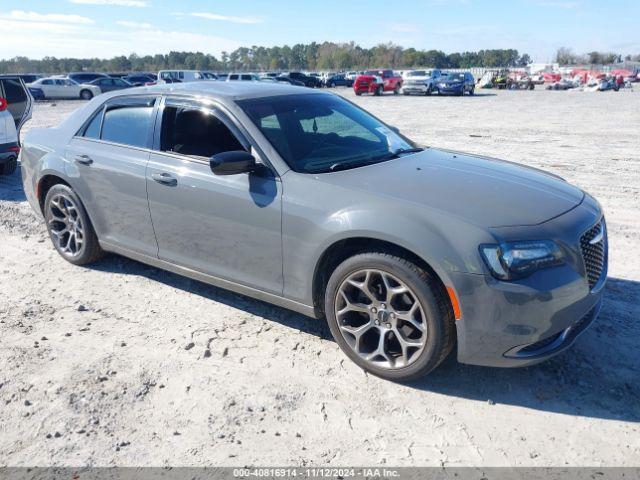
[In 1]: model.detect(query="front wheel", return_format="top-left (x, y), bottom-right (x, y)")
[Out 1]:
top-left (44, 184), bottom-right (104, 265)
top-left (469, 86), bottom-right (475, 95)
top-left (374, 85), bottom-right (383, 96)
top-left (80, 89), bottom-right (94, 100)
top-left (394, 84), bottom-right (401, 95)
top-left (324, 252), bottom-right (456, 381)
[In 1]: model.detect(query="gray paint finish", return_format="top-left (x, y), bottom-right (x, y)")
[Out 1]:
top-left (20, 82), bottom-right (606, 368)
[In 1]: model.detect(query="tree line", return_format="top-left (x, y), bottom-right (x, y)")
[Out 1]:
top-left (0, 42), bottom-right (531, 74)
top-left (555, 47), bottom-right (639, 66)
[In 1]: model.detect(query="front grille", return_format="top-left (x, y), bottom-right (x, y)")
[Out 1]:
top-left (580, 220), bottom-right (606, 290)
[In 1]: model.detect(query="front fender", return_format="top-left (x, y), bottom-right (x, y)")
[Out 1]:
top-left (281, 174), bottom-right (491, 306)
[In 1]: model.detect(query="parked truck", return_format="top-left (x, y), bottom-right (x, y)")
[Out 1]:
top-left (353, 69), bottom-right (403, 96)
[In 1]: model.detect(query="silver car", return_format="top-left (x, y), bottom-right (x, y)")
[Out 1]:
top-left (20, 82), bottom-right (607, 381)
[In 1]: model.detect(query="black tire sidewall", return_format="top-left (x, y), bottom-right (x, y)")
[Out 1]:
top-left (324, 253), bottom-right (451, 381)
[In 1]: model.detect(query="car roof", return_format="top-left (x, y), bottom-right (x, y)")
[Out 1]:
top-left (126, 81), bottom-right (322, 101)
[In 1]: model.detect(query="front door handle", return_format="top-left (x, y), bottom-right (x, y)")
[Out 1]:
top-left (152, 172), bottom-right (178, 186)
top-left (75, 154), bottom-right (93, 165)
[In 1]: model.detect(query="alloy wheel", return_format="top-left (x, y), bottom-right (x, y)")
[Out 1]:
top-left (335, 269), bottom-right (427, 369)
top-left (47, 193), bottom-right (85, 257)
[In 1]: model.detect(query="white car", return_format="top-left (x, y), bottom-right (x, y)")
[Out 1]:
top-left (401, 69), bottom-right (442, 95)
top-left (0, 76), bottom-right (32, 175)
top-left (226, 73), bottom-right (260, 81)
top-left (157, 70), bottom-right (218, 84)
top-left (27, 77), bottom-right (102, 100)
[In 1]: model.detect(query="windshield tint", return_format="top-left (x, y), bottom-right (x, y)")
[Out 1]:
top-left (238, 94), bottom-right (417, 174)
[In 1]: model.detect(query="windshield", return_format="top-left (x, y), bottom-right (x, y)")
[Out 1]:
top-left (443, 73), bottom-right (465, 81)
top-left (238, 94), bottom-right (420, 174)
top-left (407, 70), bottom-right (428, 77)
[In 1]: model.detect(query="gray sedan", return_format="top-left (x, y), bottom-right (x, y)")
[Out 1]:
top-left (20, 82), bottom-right (607, 380)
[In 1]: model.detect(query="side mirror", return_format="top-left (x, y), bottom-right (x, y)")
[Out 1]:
top-left (210, 150), bottom-right (256, 175)
top-left (388, 125), bottom-right (401, 134)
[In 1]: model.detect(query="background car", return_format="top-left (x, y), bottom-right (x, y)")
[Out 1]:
top-left (324, 73), bottom-right (353, 88)
top-left (123, 74), bottom-right (155, 86)
top-left (280, 71), bottom-right (321, 88)
top-left (270, 76), bottom-right (305, 86)
top-left (226, 73), bottom-right (260, 81)
top-left (0, 76), bottom-right (32, 175)
top-left (88, 77), bottom-right (134, 93)
top-left (67, 72), bottom-right (110, 84)
top-left (354, 69), bottom-right (403, 96)
top-left (158, 70), bottom-right (215, 84)
top-left (436, 72), bottom-right (475, 95)
top-left (27, 77), bottom-right (102, 100)
top-left (0, 73), bottom-right (43, 84)
top-left (401, 69), bottom-right (442, 95)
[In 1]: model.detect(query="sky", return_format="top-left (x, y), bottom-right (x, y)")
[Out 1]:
top-left (1, 0), bottom-right (638, 62)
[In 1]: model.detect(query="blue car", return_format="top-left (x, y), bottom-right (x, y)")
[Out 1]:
top-left (28, 87), bottom-right (45, 100)
top-left (324, 73), bottom-right (353, 88)
top-left (436, 72), bottom-right (475, 96)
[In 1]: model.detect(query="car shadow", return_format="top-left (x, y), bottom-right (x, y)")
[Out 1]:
top-left (0, 163), bottom-right (27, 202)
top-left (90, 251), bottom-right (640, 423)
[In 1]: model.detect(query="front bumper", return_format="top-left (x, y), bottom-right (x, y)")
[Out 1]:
top-left (437, 84), bottom-right (464, 94)
top-left (451, 197), bottom-right (607, 367)
top-left (402, 84), bottom-right (429, 94)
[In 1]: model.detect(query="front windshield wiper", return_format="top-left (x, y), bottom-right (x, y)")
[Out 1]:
top-left (381, 147), bottom-right (424, 160)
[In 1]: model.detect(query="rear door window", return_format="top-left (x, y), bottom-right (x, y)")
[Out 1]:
top-left (100, 99), bottom-right (155, 148)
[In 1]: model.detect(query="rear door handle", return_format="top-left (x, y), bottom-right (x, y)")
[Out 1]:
top-left (75, 154), bottom-right (93, 165)
top-left (152, 172), bottom-right (178, 186)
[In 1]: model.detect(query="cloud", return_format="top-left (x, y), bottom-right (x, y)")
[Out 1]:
top-left (69, 0), bottom-right (148, 6)
top-left (0, 19), bottom-right (241, 60)
top-left (116, 20), bottom-right (152, 29)
top-left (5, 10), bottom-right (94, 24)
top-left (174, 12), bottom-right (263, 24)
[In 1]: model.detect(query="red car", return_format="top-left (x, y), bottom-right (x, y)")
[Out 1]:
top-left (353, 69), bottom-right (403, 96)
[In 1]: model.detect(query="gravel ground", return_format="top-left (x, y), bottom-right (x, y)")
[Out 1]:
top-left (1, 89), bottom-right (639, 467)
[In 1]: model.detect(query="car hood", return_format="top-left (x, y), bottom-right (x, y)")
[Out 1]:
top-left (314, 148), bottom-right (584, 228)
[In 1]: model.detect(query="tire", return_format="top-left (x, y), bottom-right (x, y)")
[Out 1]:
top-left (0, 157), bottom-right (17, 176)
top-left (394, 84), bottom-right (401, 95)
top-left (80, 89), bottom-right (94, 100)
top-left (425, 85), bottom-right (432, 96)
top-left (355, 91), bottom-right (362, 96)
top-left (374, 85), bottom-right (383, 96)
top-left (469, 86), bottom-right (475, 95)
top-left (324, 252), bottom-right (456, 381)
top-left (44, 184), bottom-right (104, 265)
top-left (330, 82), bottom-right (336, 88)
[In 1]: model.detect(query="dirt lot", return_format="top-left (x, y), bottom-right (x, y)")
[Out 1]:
top-left (1, 88), bottom-right (639, 467)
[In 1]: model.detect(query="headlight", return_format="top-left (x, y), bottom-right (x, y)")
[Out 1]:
top-left (479, 240), bottom-right (565, 280)
top-left (438, 83), bottom-right (446, 88)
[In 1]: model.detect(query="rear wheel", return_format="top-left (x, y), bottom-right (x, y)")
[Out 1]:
top-left (44, 184), bottom-right (104, 265)
top-left (394, 84), bottom-right (401, 95)
top-left (80, 89), bottom-right (94, 100)
top-left (324, 252), bottom-right (455, 381)
top-left (375, 85), bottom-right (383, 96)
